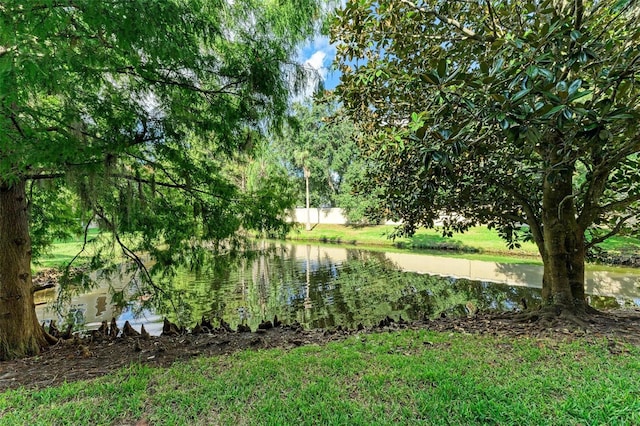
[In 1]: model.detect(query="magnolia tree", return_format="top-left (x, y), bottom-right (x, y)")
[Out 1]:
top-left (0, 0), bottom-right (325, 359)
top-left (332, 0), bottom-right (640, 319)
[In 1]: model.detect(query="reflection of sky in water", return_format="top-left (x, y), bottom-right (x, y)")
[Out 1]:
top-left (37, 242), bottom-right (640, 335)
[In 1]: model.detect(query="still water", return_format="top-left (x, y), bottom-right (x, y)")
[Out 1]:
top-left (35, 241), bottom-right (640, 335)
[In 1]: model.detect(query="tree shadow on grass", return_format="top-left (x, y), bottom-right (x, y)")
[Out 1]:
top-left (399, 234), bottom-right (478, 252)
top-left (318, 236), bottom-right (358, 245)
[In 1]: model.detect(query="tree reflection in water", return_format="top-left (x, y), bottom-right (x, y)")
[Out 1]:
top-left (37, 241), bottom-right (640, 334)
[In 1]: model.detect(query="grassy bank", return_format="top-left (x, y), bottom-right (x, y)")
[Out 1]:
top-left (287, 224), bottom-right (640, 260)
top-left (34, 229), bottom-right (101, 269)
top-left (1, 330), bottom-right (638, 425)
top-left (38, 225), bottom-right (542, 270)
top-left (37, 224), bottom-right (640, 269)
top-left (287, 224), bottom-right (539, 257)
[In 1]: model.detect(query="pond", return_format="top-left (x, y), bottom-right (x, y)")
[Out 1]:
top-left (35, 241), bottom-right (640, 335)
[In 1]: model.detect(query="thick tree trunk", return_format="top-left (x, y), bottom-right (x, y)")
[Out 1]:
top-left (540, 163), bottom-right (587, 315)
top-left (0, 178), bottom-right (47, 360)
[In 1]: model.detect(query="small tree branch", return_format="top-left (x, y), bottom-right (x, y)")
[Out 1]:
top-left (24, 172), bottom-right (66, 181)
top-left (94, 208), bottom-right (176, 307)
top-left (398, 0), bottom-right (496, 42)
top-left (114, 66), bottom-right (245, 98)
top-left (585, 214), bottom-right (635, 249)
top-left (577, 167), bottom-right (610, 229)
top-left (65, 214), bottom-right (96, 270)
top-left (497, 182), bottom-right (545, 252)
top-left (599, 193), bottom-right (640, 215)
top-left (108, 172), bottom-right (239, 203)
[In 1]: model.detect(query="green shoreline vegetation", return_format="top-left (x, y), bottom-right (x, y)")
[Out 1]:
top-left (287, 224), bottom-right (542, 255)
top-left (285, 224), bottom-right (640, 267)
top-left (1, 330), bottom-right (638, 425)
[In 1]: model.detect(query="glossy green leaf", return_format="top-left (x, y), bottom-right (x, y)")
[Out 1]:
top-left (540, 105), bottom-right (565, 118)
top-left (537, 68), bottom-right (555, 81)
top-left (570, 30), bottom-right (581, 41)
top-left (421, 73), bottom-right (439, 85)
top-left (556, 81), bottom-right (568, 93)
top-left (511, 88), bottom-right (531, 102)
top-left (437, 59), bottom-right (448, 78)
top-left (568, 79), bottom-right (582, 96)
top-left (567, 89), bottom-right (592, 103)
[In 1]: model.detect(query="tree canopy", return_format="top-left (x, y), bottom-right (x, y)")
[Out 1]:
top-left (278, 100), bottom-right (355, 204)
top-left (275, 98), bottom-right (383, 222)
top-left (332, 0), bottom-right (640, 316)
top-left (0, 0), bottom-right (325, 359)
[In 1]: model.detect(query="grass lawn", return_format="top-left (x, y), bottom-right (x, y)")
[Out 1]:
top-left (1, 330), bottom-right (638, 425)
top-left (34, 229), bottom-right (121, 270)
top-left (286, 224), bottom-right (640, 260)
top-left (287, 224), bottom-right (539, 256)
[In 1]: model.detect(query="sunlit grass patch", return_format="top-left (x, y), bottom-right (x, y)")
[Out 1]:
top-left (3, 330), bottom-right (638, 425)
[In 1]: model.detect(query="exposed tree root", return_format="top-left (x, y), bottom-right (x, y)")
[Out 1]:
top-left (503, 301), bottom-right (639, 336)
top-left (584, 304), bottom-right (603, 316)
top-left (42, 332), bottom-right (59, 346)
top-left (507, 305), bottom-right (602, 332)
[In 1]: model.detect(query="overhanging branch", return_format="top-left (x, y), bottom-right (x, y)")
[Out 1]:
top-left (498, 182), bottom-right (544, 251)
top-left (599, 193), bottom-right (640, 215)
top-left (108, 172), bottom-right (240, 203)
top-left (114, 66), bottom-right (245, 99)
top-left (94, 208), bottom-right (178, 313)
top-left (585, 214), bottom-right (635, 249)
top-left (66, 214), bottom-right (96, 270)
top-left (24, 172), bottom-right (66, 181)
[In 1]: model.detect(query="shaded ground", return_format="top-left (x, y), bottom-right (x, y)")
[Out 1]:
top-left (1, 309), bottom-right (639, 391)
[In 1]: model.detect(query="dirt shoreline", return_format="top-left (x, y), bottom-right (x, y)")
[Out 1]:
top-left (2, 309), bottom-right (639, 391)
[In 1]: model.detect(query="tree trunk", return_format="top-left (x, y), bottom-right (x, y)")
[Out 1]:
top-left (540, 163), bottom-right (587, 315)
top-left (0, 178), bottom-right (47, 360)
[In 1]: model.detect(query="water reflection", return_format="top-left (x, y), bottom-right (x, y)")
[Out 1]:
top-left (36, 241), bottom-right (640, 335)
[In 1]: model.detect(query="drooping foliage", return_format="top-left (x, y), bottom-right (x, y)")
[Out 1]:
top-left (2, 0), bottom-right (323, 245)
top-left (332, 0), bottom-right (640, 313)
top-left (0, 0), bottom-right (325, 358)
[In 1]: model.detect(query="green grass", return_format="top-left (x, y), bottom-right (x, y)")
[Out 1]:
top-left (33, 229), bottom-right (101, 269)
top-left (287, 224), bottom-right (640, 260)
top-left (287, 225), bottom-right (540, 257)
top-left (1, 330), bottom-right (639, 425)
top-left (595, 234), bottom-right (640, 254)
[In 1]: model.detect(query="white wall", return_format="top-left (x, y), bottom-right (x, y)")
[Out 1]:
top-left (288, 207), bottom-right (348, 225)
top-left (287, 208), bottom-right (400, 225)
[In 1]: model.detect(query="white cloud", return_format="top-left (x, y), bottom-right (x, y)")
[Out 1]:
top-left (294, 35), bottom-right (339, 100)
top-left (305, 50), bottom-right (328, 79)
